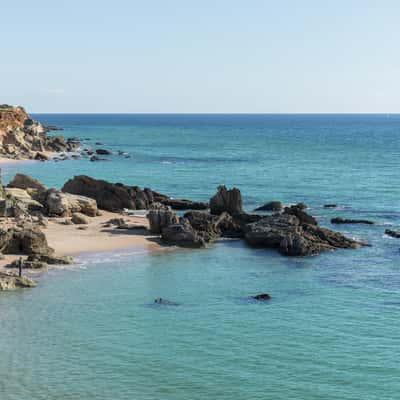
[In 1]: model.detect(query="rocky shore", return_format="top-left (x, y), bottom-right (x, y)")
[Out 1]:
top-left (0, 105), bottom-right (79, 160)
top-left (0, 173), bottom-right (373, 291)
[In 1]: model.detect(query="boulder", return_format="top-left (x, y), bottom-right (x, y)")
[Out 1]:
top-left (0, 272), bottom-right (36, 290)
top-left (147, 210), bottom-right (179, 234)
top-left (71, 212), bottom-right (89, 225)
top-left (210, 186), bottom-right (243, 215)
top-left (161, 220), bottom-right (206, 248)
top-left (4, 188), bottom-right (43, 214)
top-left (62, 175), bottom-right (137, 211)
top-left (245, 212), bottom-right (367, 256)
top-left (41, 189), bottom-right (98, 217)
top-left (0, 225), bottom-right (54, 256)
top-left (183, 211), bottom-right (219, 242)
top-left (7, 173), bottom-right (47, 191)
top-left (331, 217), bottom-right (374, 225)
top-left (254, 201), bottom-right (283, 212)
top-left (27, 254), bottom-right (73, 265)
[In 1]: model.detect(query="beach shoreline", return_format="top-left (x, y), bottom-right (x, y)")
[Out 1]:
top-left (0, 210), bottom-right (166, 275)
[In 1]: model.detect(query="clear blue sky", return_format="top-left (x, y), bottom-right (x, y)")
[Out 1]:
top-left (2, 0), bottom-right (399, 113)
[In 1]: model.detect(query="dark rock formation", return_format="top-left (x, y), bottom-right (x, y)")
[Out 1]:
top-left (161, 198), bottom-right (208, 210)
top-left (385, 229), bottom-right (400, 238)
top-left (252, 293), bottom-right (272, 300)
top-left (210, 186), bottom-right (243, 215)
top-left (255, 201), bottom-right (283, 212)
top-left (324, 204), bottom-right (337, 208)
top-left (245, 212), bottom-right (367, 256)
top-left (95, 148), bottom-right (112, 155)
top-left (154, 298), bottom-right (179, 306)
top-left (284, 205), bottom-right (317, 225)
top-left (331, 217), bottom-right (374, 225)
top-left (148, 210), bottom-right (179, 234)
top-left (161, 220), bottom-right (206, 248)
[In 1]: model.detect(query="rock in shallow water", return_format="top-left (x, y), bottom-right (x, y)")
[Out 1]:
top-left (255, 201), bottom-right (283, 212)
top-left (331, 217), bottom-right (374, 225)
top-left (245, 213), bottom-right (367, 256)
top-left (0, 273), bottom-right (36, 290)
top-left (385, 229), bottom-right (400, 238)
top-left (252, 293), bottom-right (272, 300)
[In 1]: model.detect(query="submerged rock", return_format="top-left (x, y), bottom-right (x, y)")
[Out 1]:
top-left (324, 204), bottom-right (337, 208)
top-left (154, 298), bottom-right (179, 306)
top-left (95, 148), bottom-right (112, 155)
top-left (385, 229), bottom-right (400, 238)
top-left (252, 293), bottom-right (272, 301)
top-left (331, 217), bottom-right (374, 225)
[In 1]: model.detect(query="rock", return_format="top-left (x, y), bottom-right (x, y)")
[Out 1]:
top-left (324, 204), bottom-right (337, 208)
top-left (0, 272), bottom-right (36, 290)
top-left (183, 211), bottom-right (220, 242)
top-left (252, 293), bottom-right (272, 300)
top-left (284, 205), bottom-right (317, 225)
top-left (90, 155), bottom-right (106, 162)
top-left (4, 188), bottom-right (44, 214)
top-left (161, 220), bottom-right (206, 248)
top-left (254, 201), bottom-right (283, 212)
top-left (147, 210), bottom-right (179, 234)
top-left (38, 214), bottom-right (48, 228)
top-left (210, 186), bottom-right (243, 215)
top-left (214, 212), bottom-right (244, 238)
top-left (63, 219), bottom-right (73, 225)
top-left (244, 213), bottom-right (367, 256)
top-left (161, 198), bottom-right (208, 210)
top-left (385, 229), bottom-right (400, 238)
top-left (154, 298), bottom-right (179, 306)
top-left (95, 148), bottom-right (112, 155)
top-left (0, 225), bottom-right (54, 256)
top-left (331, 217), bottom-right (374, 225)
top-left (27, 254), bottom-right (73, 265)
top-left (7, 173), bottom-right (47, 191)
top-left (77, 226), bottom-right (88, 230)
top-left (41, 189), bottom-right (98, 217)
top-left (71, 212), bottom-right (89, 225)
top-left (6, 259), bottom-right (47, 270)
top-left (34, 152), bottom-right (50, 161)
top-left (62, 175), bottom-right (137, 211)
top-left (105, 218), bottom-right (126, 227)
top-left (295, 202), bottom-right (308, 210)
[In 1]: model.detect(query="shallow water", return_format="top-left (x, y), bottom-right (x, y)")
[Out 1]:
top-left (0, 114), bottom-right (399, 399)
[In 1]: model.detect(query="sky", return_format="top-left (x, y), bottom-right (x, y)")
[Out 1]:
top-left (1, 0), bottom-right (400, 113)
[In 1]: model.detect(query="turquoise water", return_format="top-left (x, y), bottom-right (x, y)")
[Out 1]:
top-left (0, 114), bottom-right (399, 399)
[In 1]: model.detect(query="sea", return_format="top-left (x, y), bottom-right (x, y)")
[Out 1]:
top-left (0, 114), bottom-right (399, 400)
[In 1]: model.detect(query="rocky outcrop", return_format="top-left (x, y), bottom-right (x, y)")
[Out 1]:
top-left (147, 210), bottom-right (179, 234)
top-left (245, 212), bottom-right (367, 256)
top-left (161, 220), bottom-right (206, 248)
top-left (0, 105), bottom-right (79, 160)
top-left (38, 189), bottom-right (98, 217)
top-left (62, 175), bottom-right (205, 212)
top-left (161, 198), bottom-right (208, 210)
top-left (0, 272), bottom-right (36, 290)
top-left (284, 205), bottom-right (317, 225)
top-left (0, 224), bottom-right (54, 256)
top-left (255, 201), bottom-right (283, 212)
top-left (7, 173), bottom-right (47, 192)
top-left (331, 217), bottom-right (374, 225)
top-left (210, 186), bottom-right (243, 215)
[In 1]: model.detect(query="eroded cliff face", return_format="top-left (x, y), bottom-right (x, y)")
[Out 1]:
top-left (0, 105), bottom-right (78, 160)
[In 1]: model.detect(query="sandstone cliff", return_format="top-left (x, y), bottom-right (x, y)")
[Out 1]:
top-left (0, 104), bottom-right (78, 160)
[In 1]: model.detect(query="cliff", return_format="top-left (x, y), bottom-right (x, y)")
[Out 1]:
top-left (0, 105), bottom-right (78, 160)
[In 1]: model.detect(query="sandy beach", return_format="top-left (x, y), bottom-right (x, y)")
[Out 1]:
top-left (0, 210), bottom-right (164, 272)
